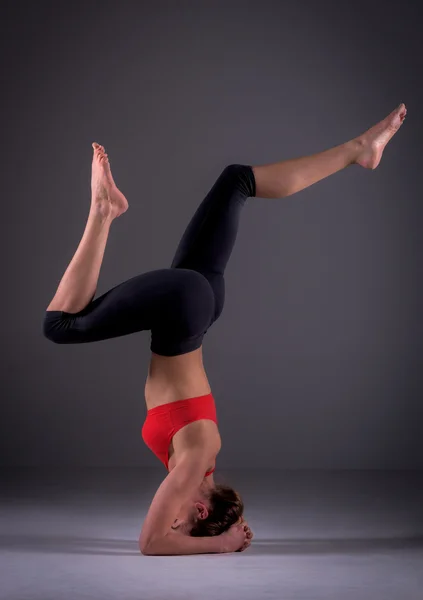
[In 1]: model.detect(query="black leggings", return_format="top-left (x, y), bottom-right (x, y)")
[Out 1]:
top-left (43, 164), bottom-right (256, 356)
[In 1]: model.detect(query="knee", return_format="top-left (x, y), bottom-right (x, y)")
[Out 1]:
top-left (221, 164), bottom-right (256, 198)
top-left (222, 163), bottom-right (244, 180)
top-left (43, 312), bottom-right (68, 344)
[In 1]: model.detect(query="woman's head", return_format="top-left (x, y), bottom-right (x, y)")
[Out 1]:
top-left (179, 483), bottom-right (244, 537)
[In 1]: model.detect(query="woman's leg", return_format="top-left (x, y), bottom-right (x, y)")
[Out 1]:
top-left (253, 103), bottom-right (406, 199)
top-left (46, 143), bottom-right (128, 314)
top-left (170, 164), bottom-right (256, 322)
top-left (170, 103), bottom-right (406, 324)
top-left (45, 104), bottom-right (406, 344)
top-left (44, 144), bottom-right (214, 355)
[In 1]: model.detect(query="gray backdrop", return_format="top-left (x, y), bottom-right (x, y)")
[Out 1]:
top-left (2, 0), bottom-right (422, 468)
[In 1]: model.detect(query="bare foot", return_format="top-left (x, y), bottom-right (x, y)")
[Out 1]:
top-left (354, 104), bottom-right (407, 169)
top-left (91, 143), bottom-right (129, 219)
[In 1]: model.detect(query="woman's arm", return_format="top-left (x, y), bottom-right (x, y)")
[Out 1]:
top-left (139, 451), bottom-right (210, 553)
top-left (140, 518), bottom-right (253, 556)
top-left (140, 528), bottom-right (223, 555)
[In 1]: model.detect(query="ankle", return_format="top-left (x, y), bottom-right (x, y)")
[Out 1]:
top-left (89, 198), bottom-right (115, 224)
top-left (347, 138), bottom-right (365, 165)
top-left (88, 203), bottom-right (114, 227)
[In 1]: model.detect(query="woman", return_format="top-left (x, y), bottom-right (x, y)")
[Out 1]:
top-left (43, 103), bottom-right (407, 556)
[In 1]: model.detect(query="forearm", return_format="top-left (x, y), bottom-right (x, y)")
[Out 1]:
top-left (141, 532), bottom-right (224, 556)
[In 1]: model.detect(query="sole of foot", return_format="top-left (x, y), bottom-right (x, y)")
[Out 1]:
top-left (91, 142), bottom-right (129, 219)
top-left (355, 103), bottom-right (407, 169)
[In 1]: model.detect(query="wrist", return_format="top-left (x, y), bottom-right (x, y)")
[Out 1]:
top-left (218, 532), bottom-right (229, 554)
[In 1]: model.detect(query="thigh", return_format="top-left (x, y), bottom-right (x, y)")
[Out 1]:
top-left (170, 164), bottom-right (255, 278)
top-left (43, 268), bottom-right (215, 355)
top-left (170, 164), bottom-right (255, 325)
top-left (150, 269), bottom-right (216, 355)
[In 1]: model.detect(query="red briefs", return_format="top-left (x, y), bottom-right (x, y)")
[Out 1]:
top-left (141, 393), bottom-right (218, 477)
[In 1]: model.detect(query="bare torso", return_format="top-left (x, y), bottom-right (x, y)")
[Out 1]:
top-left (144, 347), bottom-right (221, 477)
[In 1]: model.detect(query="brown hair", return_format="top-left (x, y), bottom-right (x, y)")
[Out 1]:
top-left (189, 484), bottom-right (244, 537)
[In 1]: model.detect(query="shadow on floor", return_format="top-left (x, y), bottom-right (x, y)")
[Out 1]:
top-left (248, 536), bottom-right (423, 555)
top-left (0, 535), bottom-right (140, 556)
top-left (1, 534), bottom-right (423, 556)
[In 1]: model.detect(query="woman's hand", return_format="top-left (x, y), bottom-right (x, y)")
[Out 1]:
top-left (220, 518), bottom-right (253, 553)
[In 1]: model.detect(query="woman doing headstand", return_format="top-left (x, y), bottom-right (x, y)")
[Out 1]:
top-left (43, 103), bottom-right (407, 555)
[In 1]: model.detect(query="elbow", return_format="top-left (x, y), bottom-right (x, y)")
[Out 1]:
top-left (139, 534), bottom-right (172, 556)
top-left (139, 534), bottom-right (155, 556)
top-left (139, 541), bottom-right (153, 555)
top-left (139, 535), bottom-right (149, 555)
top-left (140, 542), bottom-right (162, 556)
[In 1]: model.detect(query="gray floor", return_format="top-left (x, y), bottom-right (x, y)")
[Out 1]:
top-left (1, 469), bottom-right (422, 600)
